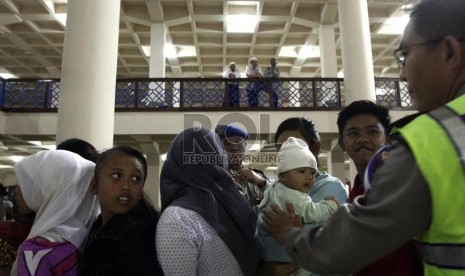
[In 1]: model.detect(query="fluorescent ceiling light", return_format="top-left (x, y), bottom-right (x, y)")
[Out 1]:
top-left (143, 44), bottom-right (193, 58)
top-left (55, 13), bottom-right (67, 26)
top-left (0, 165), bottom-right (13, 169)
top-left (29, 141), bottom-right (42, 146)
top-left (279, 45), bottom-right (320, 58)
top-left (165, 44), bottom-right (177, 58)
top-left (142, 46), bottom-right (150, 57)
top-left (279, 46), bottom-right (298, 58)
top-left (177, 46), bottom-right (196, 58)
top-left (10, 156), bottom-right (25, 163)
top-left (161, 153), bottom-right (167, 162)
top-left (226, 15), bottom-right (259, 33)
top-left (299, 45), bottom-right (320, 58)
top-left (0, 73), bottom-right (17, 79)
top-left (377, 15), bottom-right (410, 35)
top-left (28, 140), bottom-right (56, 150)
top-left (264, 166), bottom-right (277, 171)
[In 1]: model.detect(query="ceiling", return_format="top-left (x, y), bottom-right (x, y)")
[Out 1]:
top-left (0, 0), bottom-right (417, 79)
top-left (0, 0), bottom-right (417, 176)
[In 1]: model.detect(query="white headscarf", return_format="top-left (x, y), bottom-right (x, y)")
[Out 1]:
top-left (15, 149), bottom-right (99, 247)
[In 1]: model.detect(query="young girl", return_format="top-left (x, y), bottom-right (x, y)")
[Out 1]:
top-left (78, 146), bottom-right (163, 275)
top-left (11, 150), bottom-right (99, 276)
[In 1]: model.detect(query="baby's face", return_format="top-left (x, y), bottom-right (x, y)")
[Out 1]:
top-left (279, 167), bottom-right (316, 193)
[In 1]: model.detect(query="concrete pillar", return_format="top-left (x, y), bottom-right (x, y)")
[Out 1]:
top-left (348, 161), bottom-right (357, 190)
top-left (328, 139), bottom-right (346, 182)
top-left (319, 25), bottom-right (338, 77)
top-left (145, 152), bottom-right (161, 208)
top-left (149, 23), bottom-right (167, 107)
top-left (149, 24), bottom-right (166, 78)
top-left (337, 0), bottom-right (376, 104)
top-left (57, 0), bottom-right (121, 150)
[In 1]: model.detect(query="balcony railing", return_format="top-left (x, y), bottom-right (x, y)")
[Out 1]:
top-left (0, 77), bottom-right (412, 111)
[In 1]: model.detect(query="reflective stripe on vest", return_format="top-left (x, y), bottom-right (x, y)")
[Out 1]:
top-left (419, 242), bottom-right (465, 269)
top-left (398, 94), bottom-right (465, 275)
top-left (418, 106), bottom-right (465, 269)
top-left (428, 106), bottom-right (465, 171)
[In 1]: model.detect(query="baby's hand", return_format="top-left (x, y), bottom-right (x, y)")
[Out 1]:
top-left (324, 196), bottom-right (340, 207)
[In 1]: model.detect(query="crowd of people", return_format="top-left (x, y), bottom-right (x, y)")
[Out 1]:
top-left (1, 0), bottom-right (464, 275)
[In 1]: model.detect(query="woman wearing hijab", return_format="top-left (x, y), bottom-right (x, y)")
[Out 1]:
top-left (10, 150), bottom-right (99, 276)
top-left (156, 127), bottom-right (260, 276)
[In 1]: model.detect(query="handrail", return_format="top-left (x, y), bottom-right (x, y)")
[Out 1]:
top-left (0, 77), bottom-right (412, 112)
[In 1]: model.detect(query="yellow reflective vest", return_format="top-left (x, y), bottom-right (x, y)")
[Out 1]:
top-left (397, 94), bottom-right (465, 275)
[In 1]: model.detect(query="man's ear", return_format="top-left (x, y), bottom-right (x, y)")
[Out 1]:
top-left (444, 36), bottom-right (464, 69)
top-left (338, 137), bottom-right (346, 151)
top-left (90, 179), bottom-right (98, 195)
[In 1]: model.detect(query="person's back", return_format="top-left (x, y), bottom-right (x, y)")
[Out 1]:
top-left (12, 150), bottom-right (98, 276)
top-left (223, 62), bottom-right (241, 107)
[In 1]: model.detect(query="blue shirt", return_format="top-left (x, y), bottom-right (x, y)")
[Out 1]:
top-left (309, 172), bottom-right (348, 204)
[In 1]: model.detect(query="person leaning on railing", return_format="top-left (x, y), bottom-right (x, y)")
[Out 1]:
top-left (223, 61), bottom-right (242, 107)
top-left (264, 57), bottom-right (280, 107)
top-left (246, 56), bottom-right (265, 107)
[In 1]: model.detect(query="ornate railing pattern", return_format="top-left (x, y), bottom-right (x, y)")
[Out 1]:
top-left (0, 77), bottom-right (411, 111)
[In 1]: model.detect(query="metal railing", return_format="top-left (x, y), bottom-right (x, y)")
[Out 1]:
top-left (0, 77), bottom-right (412, 111)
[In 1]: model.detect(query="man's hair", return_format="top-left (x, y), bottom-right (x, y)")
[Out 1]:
top-left (337, 100), bottom-right (391, 136)
top-left (275, 117), bottom-right (320, 147)
top-left (57, 138), bottom-right (99, 162)
top-left (410, 0), bottom-right (465, 41)
top-left (94, 145), bottom-right (147, 182)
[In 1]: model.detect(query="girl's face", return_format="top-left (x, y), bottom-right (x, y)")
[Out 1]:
top-left (91, 152), bottom-right (145, 224)
top-left (279, 167), bottom-right (316, 193)
top-left (14, 186), bottom-right (33, 215)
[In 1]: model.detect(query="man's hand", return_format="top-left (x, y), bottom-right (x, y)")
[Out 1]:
top-left (236, 168), bottom-right (267, 188)
top-left (263, 202), bottom-right (302, 244)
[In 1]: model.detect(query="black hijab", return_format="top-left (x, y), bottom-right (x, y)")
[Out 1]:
top-left (160, 127), bottom-right (260, 276)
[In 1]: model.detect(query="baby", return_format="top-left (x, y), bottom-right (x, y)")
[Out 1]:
top-left (257, 137), bottom-right (339, 275)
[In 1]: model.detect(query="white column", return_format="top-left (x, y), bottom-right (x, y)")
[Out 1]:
top-left (57, 0), bottom-right (121, 150)
top-left (327, 139), bottom-right (346, 182)
top-left (337, 0), bottom-right (376, 104)
top-left (149, 24), bottom-right (167, 106)
top-left (145, 152), bottom-right (161, 208)
top-left (319, 25), bottom-right (338, 77)
top-left (150, 24), bottom-right (166, 78)
top-left (348, 161), bottom-right (357, 190)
